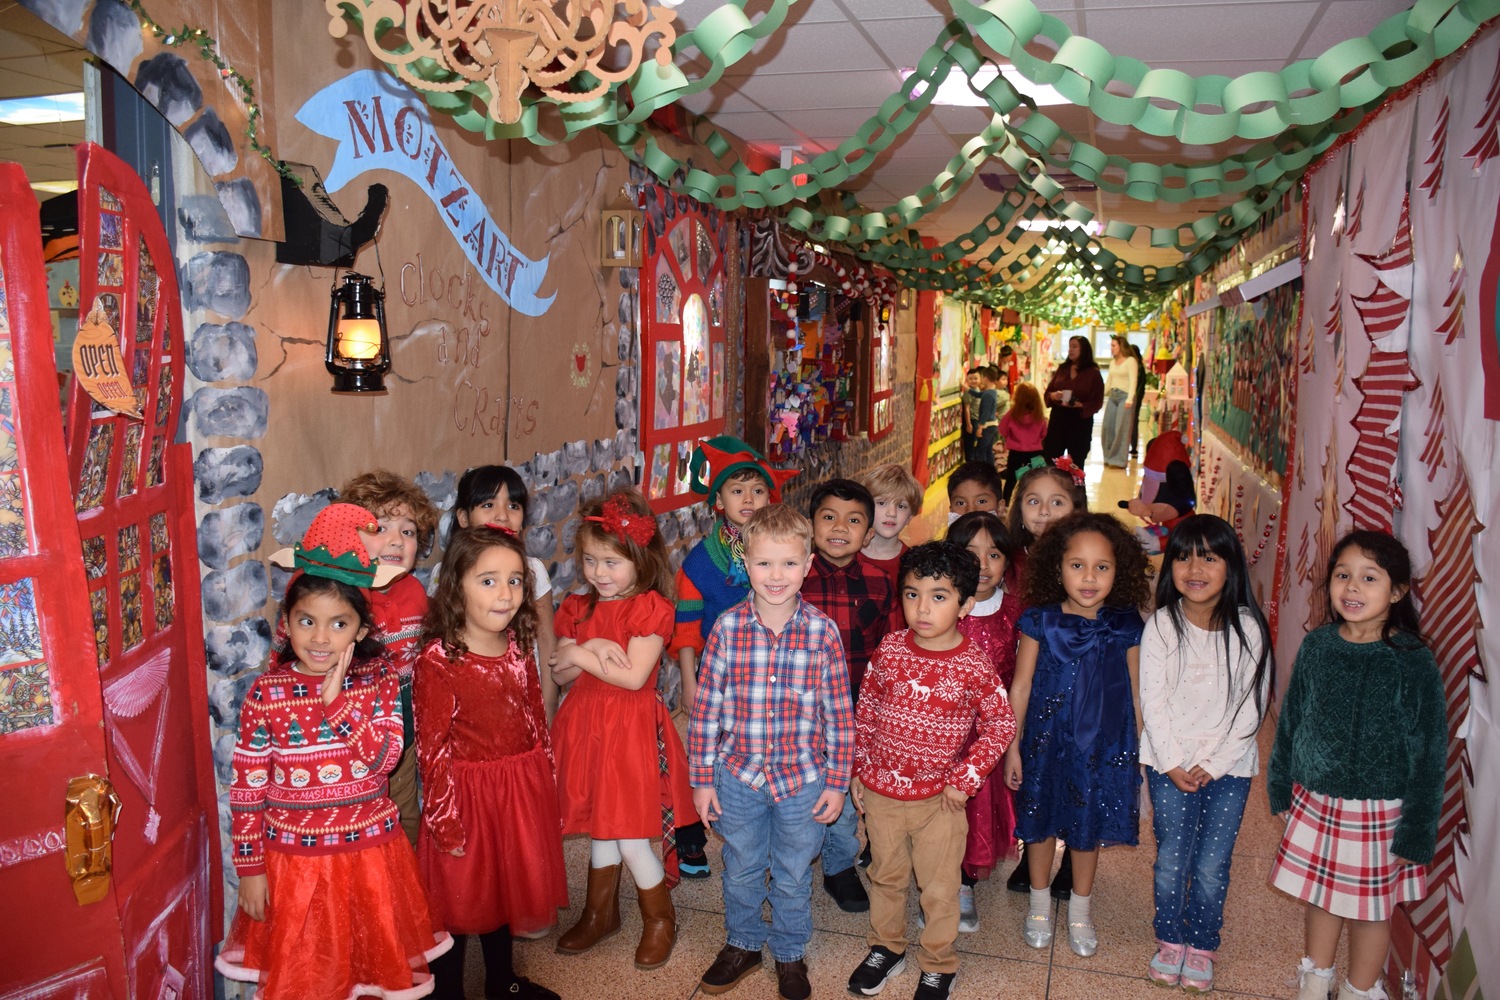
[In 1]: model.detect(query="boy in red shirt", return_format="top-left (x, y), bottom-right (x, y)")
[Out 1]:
top-left (340, 470), bottom-right (440, 846)
top-left (847, 542), bottom-right (1016, 1000)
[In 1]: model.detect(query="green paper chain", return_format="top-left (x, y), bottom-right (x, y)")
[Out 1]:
top-left (326, 0), bottom-right (1500, 308)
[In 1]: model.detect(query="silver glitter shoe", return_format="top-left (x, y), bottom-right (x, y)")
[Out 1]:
top-left (1022, 912), bottom-right (1053, 949)
top-left (1067, 919), bottom-right (1098, 957)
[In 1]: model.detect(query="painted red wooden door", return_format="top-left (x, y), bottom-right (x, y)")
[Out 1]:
top-left (0, 145), bottom-right (217, 997)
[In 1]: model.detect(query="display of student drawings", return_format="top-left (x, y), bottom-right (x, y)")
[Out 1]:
top-left (1201, 282), bottom-right (1298, 481)
top-left (639, 185), bottom-right (729, 511)
top-left (764, 284), bottom-right (856, 462)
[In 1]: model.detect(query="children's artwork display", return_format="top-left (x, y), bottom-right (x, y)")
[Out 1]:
top-left (868, 305), bottom-right (895, 441)
top-left (1200, 282), bottom-right (1299, 482)
top-left (936, 295), bottom-right (978, 399)
top-left (763, 284), bottom-right (858, 463)
top-left (639, 185), bottom-right (729, 511)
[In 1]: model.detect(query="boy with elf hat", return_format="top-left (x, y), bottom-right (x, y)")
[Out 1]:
top-left (671, 435), bottom-right (798, 878)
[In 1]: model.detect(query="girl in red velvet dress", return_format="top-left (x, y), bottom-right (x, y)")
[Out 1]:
top-left (948, 511), bottom-right (1025, 931)
top-left (415, 526), bottom-right (567, 1000)
top-left (550, 488), bottom-right (697, 972)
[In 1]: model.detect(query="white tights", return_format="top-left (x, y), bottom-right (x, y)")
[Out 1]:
top-left (590, 838), bottom-right (663, 890)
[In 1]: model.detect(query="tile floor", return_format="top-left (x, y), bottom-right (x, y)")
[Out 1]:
top-left (459, 422), bottom-right (1325, 999)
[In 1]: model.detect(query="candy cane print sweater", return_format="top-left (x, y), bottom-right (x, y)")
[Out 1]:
top-left (854, 630), bottom-right (1016, 801)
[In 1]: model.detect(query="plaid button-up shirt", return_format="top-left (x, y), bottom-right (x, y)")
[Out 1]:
top-left (687, 597), bottom-right (855, 801)
top-left (801, 552), bottom-right (903, 698)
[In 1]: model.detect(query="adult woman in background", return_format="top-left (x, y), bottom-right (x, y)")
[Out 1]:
top-left (1042, 335), bottom-right (1105, 466)
top-left (1128, 344), bottom-right (1148, 457)
top-left (1100, 336), bottom-right (1139, 468)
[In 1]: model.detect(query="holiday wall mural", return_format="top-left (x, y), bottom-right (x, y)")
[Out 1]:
top-left (1284, 22), bottom-right (1500, 997)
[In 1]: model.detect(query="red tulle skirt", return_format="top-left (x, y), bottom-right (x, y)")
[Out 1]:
top-left (418, 746), bottom-right (569, 936)
top-left (963, 772), bottom-right (1019, 880)
top-left (216, 838), bottom-right (452, 1000)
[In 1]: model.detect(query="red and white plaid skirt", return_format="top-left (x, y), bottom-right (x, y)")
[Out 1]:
top-left (1269, 783), bottom-right (1427, 920)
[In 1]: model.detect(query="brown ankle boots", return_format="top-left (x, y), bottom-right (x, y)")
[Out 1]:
top-left (634, 880), bottom-right (677, 970)
top-left (556, 864), bottom-right (621, 954)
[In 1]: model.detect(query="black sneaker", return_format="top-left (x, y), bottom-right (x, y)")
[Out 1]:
top-left (679, 848), bottom-right (711, 879)
top-left (858, 843), bottom-right (873, 868)
top-left (1005, 858), bottom-right (1029, 894)
top-left (912, 970), bottom-right (956, 1000)
top-left (1050, 848), bottom-right (1073, 900)
top-left (824, 866), bottom-right (870, 912)
top-left (848, 946), bottom-right (907, 996)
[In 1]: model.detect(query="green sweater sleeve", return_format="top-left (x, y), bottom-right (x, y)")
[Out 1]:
top-left (1266, 643), bottom-right (1305, 815)
top-left (1391, 645), bottom-right (1448, 864)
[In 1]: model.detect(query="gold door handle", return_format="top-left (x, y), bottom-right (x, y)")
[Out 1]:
top-left (65, 774), bottom-right (121, 905)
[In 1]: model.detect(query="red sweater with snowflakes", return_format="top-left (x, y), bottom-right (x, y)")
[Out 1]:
top-left (854, 631), bottom-right (1016, 801)
top-left (229, 659), bottom-right (404, 875)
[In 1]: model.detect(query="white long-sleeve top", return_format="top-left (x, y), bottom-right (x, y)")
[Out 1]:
top-left (1138, 609), bottom-right (1268, 779)
top-left (1105, 356), bottom-right (1138, 397)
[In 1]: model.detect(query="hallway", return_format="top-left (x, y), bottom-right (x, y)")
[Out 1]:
top-left (472, 427), bottom-right (1320, 999)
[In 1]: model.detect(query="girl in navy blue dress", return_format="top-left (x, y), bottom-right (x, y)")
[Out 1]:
top-left (1003, 512), bottom-right (1153, 959)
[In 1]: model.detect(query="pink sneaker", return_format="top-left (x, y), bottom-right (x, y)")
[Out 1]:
top-left (1148, 941), bottom-right (1185, 987)
top-left (1181, 947), bottom-right (1216, 993)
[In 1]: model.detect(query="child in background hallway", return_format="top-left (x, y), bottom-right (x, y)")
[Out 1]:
top-left (1003, 458), bottom-right (1089, 896)
top-left (1270, 531), bottom-right (1445, 1000)
top-left (217, 504), bottom-right (450, 999)
top-left (689, 504), bottom-right (854, 1000)
top-left (416, 527), bottom-right (567, 1000)
top-left (945, 461), bottom-right (1003, 522)
top-left (961, 367), bottom-right (983, 462)
top-left (972, 366), bottom-right (1002, 466)
top-left (997, 384), bottom-right (1047, 506)
top-left (847, 542), bottom-right (1015, 1000)
top-left (858, 463), bottom-right (923, 585)
top-left (340, 470), bottom-right (441, 845)
top-left (1004, 512), bottom-right (1152, 957)
top-left (802, 478), bottom-right (902, 913)
top-left (1140, 516), bottom-right (1271, 993)
top-left (550, 489), bottom-right (696, 971)
top-left (947, 511), bottom-right (1024, 933)
top-left (448, 465), bottom-right (560, 722)
top-left (671, 435), bottom-right (798, 877)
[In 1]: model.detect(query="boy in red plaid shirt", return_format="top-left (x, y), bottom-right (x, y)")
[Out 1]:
top-left (801, 478), bottom-right (903, 912)
top-left (847, 542), bottom-right (1016, 1000)
top-left (689, 504), bottom-right (855, 1000)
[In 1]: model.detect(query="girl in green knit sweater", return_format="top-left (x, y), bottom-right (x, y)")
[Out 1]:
top-left (1268, 531), bottom-right (1446, 1000)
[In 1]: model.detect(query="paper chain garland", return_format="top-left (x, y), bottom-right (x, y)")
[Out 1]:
top-left (327, 0), bottom-right (1500, 315)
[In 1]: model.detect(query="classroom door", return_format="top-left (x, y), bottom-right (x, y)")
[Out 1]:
top-left (0, 145), bottom-right (217, 997)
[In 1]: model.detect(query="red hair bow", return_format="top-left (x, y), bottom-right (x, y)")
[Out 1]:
top-left (1053, 457), bottom-right (1086, 487)
top-left (587, 495), bottom-right (656, 546)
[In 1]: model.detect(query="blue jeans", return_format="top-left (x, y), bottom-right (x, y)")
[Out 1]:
top-left (822, 791), bottom-right (860, 874)
top-left (1101, 388), bottom-right (1132, 466)
top-left (1148, 770), bottom-right (1251, 951)
top-left (714, 764), bottom-right (827, 962)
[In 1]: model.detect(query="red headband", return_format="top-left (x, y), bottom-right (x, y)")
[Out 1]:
top-left (585, 495), bottom-right (656, 546)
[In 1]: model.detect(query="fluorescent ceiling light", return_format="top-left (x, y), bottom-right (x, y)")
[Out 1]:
top-left (900, 65), bottom-right (1068, 108)
top-left (30, 180), bottom-right (78, 195)
top-left (1016, 218), bottom-right (1103, 235)
top-left (0, 92), bottom-right (86, 126)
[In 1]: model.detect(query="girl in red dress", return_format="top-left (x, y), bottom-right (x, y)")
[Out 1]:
top-left (415, 526), bottom-right (568, 1000)
top-left (550, 488), bottom-right (698, 971)
top-left (216, 503), bottom-right (452, 1000)
top-left (948, 511), bottom-right (1025, 932)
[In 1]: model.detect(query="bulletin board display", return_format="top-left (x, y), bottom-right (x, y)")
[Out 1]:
top-left (868, 304), bottom-right (895, 441)
top-left (764, 284), bottom-right (858, 462)
top-left (640, 189), bottom-right (729, 512)
top-left (936, 294), bottom-right (979, 399)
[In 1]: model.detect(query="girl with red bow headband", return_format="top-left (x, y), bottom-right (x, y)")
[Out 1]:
top-left (549, 488), bottom-right (698, 973)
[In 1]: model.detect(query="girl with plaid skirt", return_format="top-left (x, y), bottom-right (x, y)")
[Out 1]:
top-left (1268, 531), bottom-right (1447, 1000)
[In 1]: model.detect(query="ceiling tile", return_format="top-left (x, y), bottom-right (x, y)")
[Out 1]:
top-left (700, 110), bottom-right (802, 145)
top-left (718, 22), bottom-right (889, 78)
top-left (677, 87), bottom-right (765, 117)
top-left (1078, 3), bottom-right (1318, 64)
top-left (1294, 0), bottom-right (1418, 60)
top-left (743, 69), bottom-right (905, 111)
top-left (858, 17), bottom-right (950, 72)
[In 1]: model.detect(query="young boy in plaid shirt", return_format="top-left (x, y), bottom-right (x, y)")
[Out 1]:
top-left (802, 478), bottom-right (903, 912)
top-left (847, 541), bottom-right (1016, 1000)
top-left (689, 504), bottom-right (855, 1000)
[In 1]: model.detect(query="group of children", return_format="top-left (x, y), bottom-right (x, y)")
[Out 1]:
top-left (215, 440), bottom-right (1446, 1000)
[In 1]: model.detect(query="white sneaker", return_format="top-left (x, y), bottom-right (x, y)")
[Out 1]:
top-left (957, 885), bottom-right (979, 933)
top-left (1294, 958), bottom-right (1335, 1000)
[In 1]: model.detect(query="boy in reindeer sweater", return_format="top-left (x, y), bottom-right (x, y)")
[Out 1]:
top-left (847, 541), bottom-right (1016, 1000)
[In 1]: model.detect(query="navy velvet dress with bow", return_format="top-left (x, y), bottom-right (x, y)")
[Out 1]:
top-left (1014, 604), bottom-right (1145, 850)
